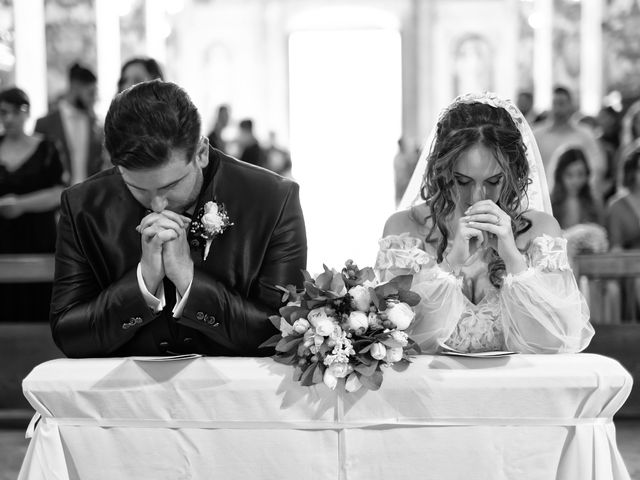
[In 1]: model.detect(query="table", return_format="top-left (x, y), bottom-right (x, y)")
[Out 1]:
top-left (18, 354), bottom-right (633, 480)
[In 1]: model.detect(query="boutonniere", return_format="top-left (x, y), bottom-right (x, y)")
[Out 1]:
top-left (189, 201), bottom-right (233, 260)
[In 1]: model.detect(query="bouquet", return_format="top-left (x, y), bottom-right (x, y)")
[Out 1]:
top-left (261, 260), bottom-right (421, 393)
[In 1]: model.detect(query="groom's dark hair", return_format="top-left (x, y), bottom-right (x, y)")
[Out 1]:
top-left (105, 80), bottom-right (201, 170)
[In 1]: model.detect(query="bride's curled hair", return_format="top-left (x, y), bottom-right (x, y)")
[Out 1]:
top-left (421, 101), bottom-right (531, 288)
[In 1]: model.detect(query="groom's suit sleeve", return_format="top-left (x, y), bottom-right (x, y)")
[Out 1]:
top-left (177, 181), bottom-right (307, 356)
top-left (50, 187), bottom-right (159, 357)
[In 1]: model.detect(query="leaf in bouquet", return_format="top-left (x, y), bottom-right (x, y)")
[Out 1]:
top-left (369, 287), bottom-right (381, 310)
top-left (312, 363), bottom-right (325, 384)
top-left (306, 299), bottom-right (328, 310)
top-left (389, 274), bottom-right (413, 292)
top-left (405, 338), bottom-right (422, 355)
top-left (293, 364), bottom-right (304, 381)
top-left (273, 351), bottom-right (298, 365)
top-left (354, 353), bottom-right (372, 366)
top-left (291, 309), bottom-right (310, 323)
top-left (357, 267), bottom-right (377, 283)
top-left (316, 267), bottom-right (335, 291)
top-left (275, 335), bottom-right (303, 353)
top-left (391, 358), bottom-right (411, 372)
top-left (358, 343), bottom-right (374, 354)
top-left (302, 270), bottom-right (314, 283)
top-left (375, 283), bottom-right (399, 303)
top-left (354, 359), bottom-right (379, 376)
top-left (279, 305), bottom-right (310, 322)
top-left (398, 290), bottom-right (421, 307)
top-left (300, 362), bottom-right (319, 386)
top-left (358, 369), bottom-right (383, 391)
top-left (269, 315), bottom-right (283, 330)
top-left (318, 342), bottom-right (332, 356)
top-left (330, 271), bottom-right (346, 294)
top-left (259, 333), bottom-right (281, 349)
top-left (304, 281), bottom-right (321, 298)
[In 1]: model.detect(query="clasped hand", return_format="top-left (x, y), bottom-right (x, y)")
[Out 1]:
top-left (446, 200), bottom-right (526, 274)
top-left (138, 210), bottom-right (193, 296)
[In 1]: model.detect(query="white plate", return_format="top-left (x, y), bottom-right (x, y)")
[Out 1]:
top-left (440, 350), bottom-right (517, 358)
top-left (129, 354), bottom-right (203, 362)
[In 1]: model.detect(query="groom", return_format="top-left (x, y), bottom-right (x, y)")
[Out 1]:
top-left (50, 81), bottom-right (307, 358)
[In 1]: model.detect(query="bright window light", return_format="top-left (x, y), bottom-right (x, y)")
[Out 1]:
top-left (289, 29), bottom-right (402, 273)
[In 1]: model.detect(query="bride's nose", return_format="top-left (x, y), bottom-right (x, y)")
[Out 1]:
top-left (471, 184), bottom-right (487, 203)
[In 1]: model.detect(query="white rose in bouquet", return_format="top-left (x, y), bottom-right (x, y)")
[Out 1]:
top-left (323, 369), bottom-right (338, 390)
top-left (307, 307), bottom-right (335, 336)
top-left (345, 372), bottom-right (363, 393)
top-left (385, 346), bottom-right (403, 363)
top-left (348, 285), bottom-right (372, 312)
top-left (370, 342), bottom-right (387, 360)
top-left (329, 361), bottom-right (351, 379)
top-left (386, 302), bottom-right (415, 330)
top-left (347, 311), bottom-right (368, 334)
top-left (292, 318), bottom-right (310, 334)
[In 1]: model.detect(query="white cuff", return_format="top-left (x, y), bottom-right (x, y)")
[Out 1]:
top-left (172, 279), bottom-right (193, 318)
top-left (136, 263), bottom-right (165, 313)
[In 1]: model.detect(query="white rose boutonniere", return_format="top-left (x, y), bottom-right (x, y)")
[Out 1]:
top-left (188, 200), bottom-right (233, 260)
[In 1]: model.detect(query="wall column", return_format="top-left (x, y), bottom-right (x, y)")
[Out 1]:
top-left (580, 0), bottom-right (603, 115)
top-left (533, 0), bottom-right (553, 112)
top-left (13, 0), bottom-right (47, 127)
top-left (95, 0), bottom-right (121, 117)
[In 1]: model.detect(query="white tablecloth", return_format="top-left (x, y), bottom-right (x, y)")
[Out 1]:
top-left (18, 354), bottom-right (632, 480)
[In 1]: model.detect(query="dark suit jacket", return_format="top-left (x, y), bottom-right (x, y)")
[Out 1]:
top-left (51, 149), bottom-right (307, 357)
top-left (34, 109), bottom-right (104, 183)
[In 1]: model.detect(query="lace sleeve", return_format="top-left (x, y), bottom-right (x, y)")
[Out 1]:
top-left (374, 233), bottom-right (433, 282)
top-left (500, 235), bottom-right (594, 353)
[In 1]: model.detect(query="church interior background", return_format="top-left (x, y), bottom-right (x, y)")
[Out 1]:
top-left (0, 0), bottom-right (639, 270)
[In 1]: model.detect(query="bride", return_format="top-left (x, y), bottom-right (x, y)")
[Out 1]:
top-left (376, 92), bottom-right (594, 354)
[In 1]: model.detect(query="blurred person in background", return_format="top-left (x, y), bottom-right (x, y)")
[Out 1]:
top-left (0, 87), bottom-right (64, 322)
top-left (551, 147), bottom-right (612, 323)
top-left (607, 148), bottom-right (640, 251)
top-left (265, 131), bottom-right (292, 178)
top-left (237, 118), bottom-right (267, 168)
top-left (596, 106), bottom-right (622, 201)
top-left (207, 104), bottom-right (230, 154)
top-left (550, 147), bottom-right (603, 230)
top-left (117, 57), bottom-right (164, 93)
top-left (614, 100), bottom-right (640, 197)
top-left (534, 86), bottom-right (606, 200)
top-left (393, 136), bottom-right (419, 207)
top-left (35, 63), bottom-right (105, 186)
top-left (606, 147), bottom-right (640, 322)
top-left (516, 90), bottom-right (539, 125)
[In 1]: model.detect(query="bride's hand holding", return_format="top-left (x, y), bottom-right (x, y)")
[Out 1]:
top-left (462, 200), bottom-right (527, 274)
top-left (445, 213), bottom-right (486, 270)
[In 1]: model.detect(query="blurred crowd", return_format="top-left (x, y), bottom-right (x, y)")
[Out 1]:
top-left (0, 58), bottom-right (291, 322)
top-left (3, 57), bottom-right (640, 323)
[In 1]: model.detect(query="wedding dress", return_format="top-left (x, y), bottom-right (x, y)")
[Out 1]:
top-left (377, 93), bottom-right (594, 354)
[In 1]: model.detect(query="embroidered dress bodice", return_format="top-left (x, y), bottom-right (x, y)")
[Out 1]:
top-left (375, 233), bottom-right (594, 353)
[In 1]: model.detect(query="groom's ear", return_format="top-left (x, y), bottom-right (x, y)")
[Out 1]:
top-left (195, 136), bottom-right (209, 169)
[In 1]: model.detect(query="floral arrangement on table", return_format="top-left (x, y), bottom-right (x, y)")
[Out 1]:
top-left (563, 223), bottom-right (609, 255)
top-left (261, 260), bottom-right (422, 393)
